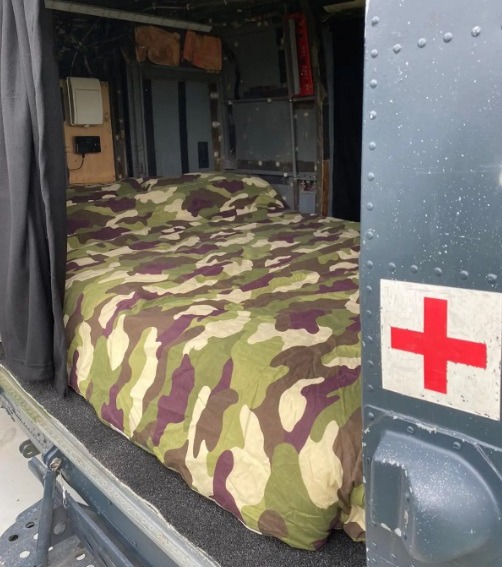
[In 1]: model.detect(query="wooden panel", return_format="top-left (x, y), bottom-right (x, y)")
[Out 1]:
top-left (63, 81), bottom-right (116, 185)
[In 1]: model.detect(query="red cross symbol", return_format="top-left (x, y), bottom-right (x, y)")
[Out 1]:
top-left (390, 297), bottom-right (488, 394)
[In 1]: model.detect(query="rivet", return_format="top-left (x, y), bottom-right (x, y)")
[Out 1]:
top-left (434, 267), bottom-right (443, 276)
top-left (369, 110), bottom-right (377, 119)
top-left (367, 336), bottom-right (374, 344)
top-left (452, 441), bottom-right (462, 450)
top-left (371, 542), bottom-right (377, 548)
top-left (367, 202), bottom-right (374, 210)
top-left (471, 26), bottom-right (481, 37)
top-left (388, 262), bottom-right (396, 272)
top-left (366, 309), bottom-right (373, 317)
top-left (366, 230), bottom-right (374, 240)
top-left (367, 260), bottom-right (374, 268)
top-left (487, 273), bottom-right (498, 284)
top-left (367, 172), bottom-right (375, 181)
top-left (393, 43), bottom-right (402, 53)
top-left (418, 38), bottom-right (427, 48)
top-left (460, 270), bottom-right (469, 280)
top-left (391, 554), bottom-right (397, 560)
top-left (368, 412), bottom-right (375, 420)
top-left (410, 265), bottom-right (418, 274)
top-left (368, 385), bottom-right (374, 392)
top-left (443, 32), bottom-right (453, 43)
top-left (368, 360), bottom-right (374, 367)
top-left (366, 286), bottom-right (373, 293)
top-left (369, 141), bottom-right (376, 150)
top-left (370, 79), bottom-right (378, 88)
top-left (406, 426), bottom-right (414, 434)
top-left (371, 49), bottom-right (379, 58)
top-left (371, 16), bottom-right (380, 26)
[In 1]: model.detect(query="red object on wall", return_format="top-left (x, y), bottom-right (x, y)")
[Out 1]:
top-left (286, 12), bottom-right (314, 97)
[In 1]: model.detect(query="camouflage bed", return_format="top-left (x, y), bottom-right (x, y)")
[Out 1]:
top-left (64, 173), bottom-right (364, 550)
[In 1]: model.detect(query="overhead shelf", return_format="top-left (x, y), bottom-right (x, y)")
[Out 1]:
top-left (226, 96), bottom-right (315, 104)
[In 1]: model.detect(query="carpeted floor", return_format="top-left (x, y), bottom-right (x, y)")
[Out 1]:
top-left (17, 379), bottom-right (367, 567)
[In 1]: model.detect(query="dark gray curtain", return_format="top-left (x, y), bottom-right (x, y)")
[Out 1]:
top-left (0, 0), bottom-right (68, 395)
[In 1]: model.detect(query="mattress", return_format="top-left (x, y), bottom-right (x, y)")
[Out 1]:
top-left (64, 173), bottom-right (364, 550)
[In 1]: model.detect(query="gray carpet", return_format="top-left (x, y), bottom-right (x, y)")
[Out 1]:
top-left (17, 379), bottom-right (367, 567)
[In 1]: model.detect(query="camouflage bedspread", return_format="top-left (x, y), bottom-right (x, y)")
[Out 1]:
top-left (65, 173), bottom-right (364, 550)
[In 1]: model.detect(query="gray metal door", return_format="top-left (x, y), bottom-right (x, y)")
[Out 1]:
top-left (361, 1), bottom-right (502, 566)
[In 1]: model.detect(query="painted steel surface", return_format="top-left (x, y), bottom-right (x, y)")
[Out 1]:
top-left (361, 1), bottom-right (502, 565)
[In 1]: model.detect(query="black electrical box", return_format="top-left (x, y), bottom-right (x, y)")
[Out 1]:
top-left (74, 136), bottom-right (101, 155)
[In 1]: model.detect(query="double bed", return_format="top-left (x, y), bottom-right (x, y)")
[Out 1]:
top-left (64, 172), bottom-right (363, 550)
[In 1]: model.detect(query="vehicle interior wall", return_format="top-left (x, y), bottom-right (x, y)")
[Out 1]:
top-left (63, 80), bottom-right (117, 184)
top-left (54, 11), bottom-right (130, 181)
top-left (0, 4), bottom-right (368, 564)
top-left (51, 0), bottom-right (366, 219)
top-left (219, 19), bottom-right (318, 211)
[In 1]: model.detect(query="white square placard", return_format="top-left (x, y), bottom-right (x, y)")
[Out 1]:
top-left (381, 280), bottom-right (502, 420)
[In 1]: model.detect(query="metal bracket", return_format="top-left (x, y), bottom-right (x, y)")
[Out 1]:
top-left (19, 439), bottom-right (40, 459)
top-left (35, 448), bottom-right (66, 567)
top-left (0, 500), bottom-right (89, 567)
top-left (0, 365), bottom-right (221, 567)
top-left (0, 446), bottom-right (141, 567)
top-left (27, 450), bottom-right (139, 567)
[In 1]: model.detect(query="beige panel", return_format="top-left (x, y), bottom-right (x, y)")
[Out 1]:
top-left (63, 81), bottom-right (116, 185)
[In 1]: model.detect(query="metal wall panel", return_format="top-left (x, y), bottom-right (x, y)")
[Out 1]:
top-left (151, 80), bottom-right (182, 177)
top-left (233, 101), bottom-right (292, 163)
top-left (298, 190), bottom-right (316, 214)
top-left (222, 28), bottom-right (283, 99)
top-left (361, 1), bottom-right (502, 565)
top-left (126, 65), bottom-right (149, 176)
top-left (186, 82), bottom-right (214, 172)
top-left (271, 181), bottom-right (295, 209)
top-left (294, 104), bottom-right (317, 169)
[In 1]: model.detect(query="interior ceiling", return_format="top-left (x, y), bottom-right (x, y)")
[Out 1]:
top-left (66, 0), bottom-right (292, 24)
top-left (57, 0), bottom-right (355, 25)
top-left (51, 0), bottom-right (295, 78)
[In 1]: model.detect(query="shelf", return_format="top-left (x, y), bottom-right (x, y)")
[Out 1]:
top-left (234, 168), bottom-right (293, 177)
top-left (225, 95), bottom-right (315, 104)
top-left (228, 168), bottom-right (316, 179)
